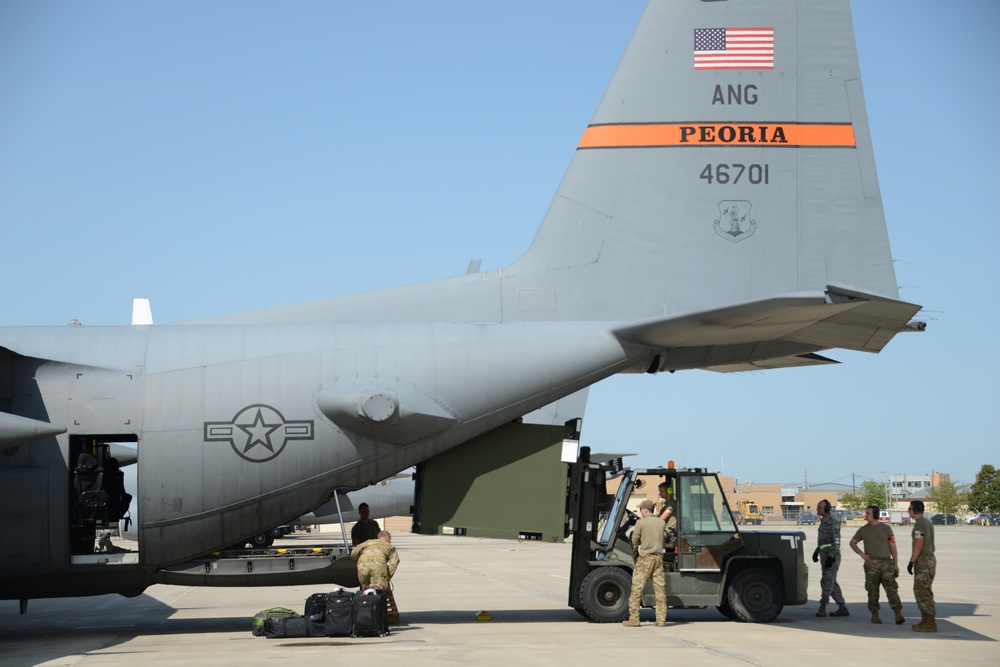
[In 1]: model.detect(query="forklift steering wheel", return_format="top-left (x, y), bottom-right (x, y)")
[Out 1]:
top-left (616, 509), bottom-right (639, 542)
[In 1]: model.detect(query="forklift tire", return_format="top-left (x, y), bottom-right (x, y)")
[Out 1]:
top-left (716, 598), bottom-right (737, 620)
top-left (726, 568), bottom-right (783, 623)
top-left (579, 567), bottom-right (631, 623)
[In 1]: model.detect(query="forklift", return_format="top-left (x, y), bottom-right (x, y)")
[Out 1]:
top-left (566, 447), bottom-right (808, 623)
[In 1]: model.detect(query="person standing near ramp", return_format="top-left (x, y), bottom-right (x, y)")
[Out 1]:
top-left (351, 502), bottom-right (381, 546)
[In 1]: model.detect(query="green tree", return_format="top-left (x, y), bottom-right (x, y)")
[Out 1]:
top-left (928, 479), bottom-right (965, 517)
top-left (837, 481), bottom-right (888, 513)
top-left (968, 464), bottom-right (1000, 514)
top-left (856, 479), bottom-right (889, 511)
top-left (839, 493), bottom-right (862, 511)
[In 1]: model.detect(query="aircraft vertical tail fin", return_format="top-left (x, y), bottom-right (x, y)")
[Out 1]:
top-left (503, 0), bottom-right (907, 327)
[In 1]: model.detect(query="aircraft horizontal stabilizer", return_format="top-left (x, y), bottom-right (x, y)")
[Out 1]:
top-left (616, 292), bottom-right (836, 349)
top-left (797, 284), bottom-right (923, 353)
top-left (0, 411), bottom-right (67, 451)
top-left (615, 286), bottom-right (921, 373)
top-left (706, 352), bottom-right (839, 374)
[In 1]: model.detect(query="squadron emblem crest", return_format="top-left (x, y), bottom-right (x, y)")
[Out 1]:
top-left (713, 200), bottom-right (757, 243)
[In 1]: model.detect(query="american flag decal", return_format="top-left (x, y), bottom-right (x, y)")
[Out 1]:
top-left (694, 27), bottom-right (774, 70)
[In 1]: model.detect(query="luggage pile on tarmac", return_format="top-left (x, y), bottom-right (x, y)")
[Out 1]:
top-left (252, 586), bottom-right (396, 639)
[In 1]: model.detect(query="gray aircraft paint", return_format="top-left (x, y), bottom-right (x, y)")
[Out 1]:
top-left (119, 465), bottom-right (414, 541)
top-left (0, 1), bottom-right (921, 601)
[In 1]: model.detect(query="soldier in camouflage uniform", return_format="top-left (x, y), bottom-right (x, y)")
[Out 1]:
top-left (812, 499), bottom-right (848, 617)
top-left (622, 499), bottom-right (667, 627)
top-left (849, 505), bottom-right (904, 625)
top-left (351, 530), bottom-right (400, 590)
top-left (907, 500), bottom-right (937, 632)
top-left (656, 483), bottom-right (677, 547)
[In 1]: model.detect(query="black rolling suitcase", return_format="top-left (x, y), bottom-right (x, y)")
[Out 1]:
top-left (303, 592), bottom-right (329, 637)
top-left (352, 588), bottom-right (389, 637)
top-left (324, 588), bottom-right (355, 637)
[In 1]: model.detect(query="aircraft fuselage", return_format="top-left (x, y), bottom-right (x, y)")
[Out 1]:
top-left (1, 321), bottom-right (636, 598)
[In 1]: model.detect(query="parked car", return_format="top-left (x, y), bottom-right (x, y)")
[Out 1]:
top-left (832, 509), bottom-right (853, 524)
top-left (971, 513), bottom-right (997, 526)
top-left (930, 513), bottom-right (957, 525)
top-left (797, 511), bottom-right (817, 525)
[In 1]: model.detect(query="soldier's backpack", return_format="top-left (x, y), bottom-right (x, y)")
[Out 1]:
top-left (352, 588), bottom-right (389, 638)
top-left (251, 607), bottom-right (300, 637)
top-left (324, 588), bottom-right (355, 637)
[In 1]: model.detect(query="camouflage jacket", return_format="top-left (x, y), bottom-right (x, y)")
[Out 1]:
top-left (817, 514), bottom-right (841, 557)
top-left (351, 538), bottom-right (400, 577)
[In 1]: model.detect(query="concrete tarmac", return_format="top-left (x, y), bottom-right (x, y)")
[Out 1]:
top-left (2, 525), bottom-right (998, 666)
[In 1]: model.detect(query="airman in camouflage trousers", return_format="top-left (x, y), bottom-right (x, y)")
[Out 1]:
top-left (913, 554), bottom-right (936, 615)
top-left (850, 505), bottom-right (904, 624)
top-left (908, 501), bottom-right (937, 632)
top-left (351, 530), bottom-right (400, 590)
top-left (622, 500), bottom-right (667, 627)
top-left (863, 558), bottom-right (902, 612)
top-left (628, 554), bottom-right (667, 623)
top-left (813, 500), bottom-right (848, 617)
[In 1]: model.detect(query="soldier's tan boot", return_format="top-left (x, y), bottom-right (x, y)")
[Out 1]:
top-left (913, 613), bottom-right (937, 632)
top-left (871, 610), bottom-right (881, 624)
top-left (622, 619), bottom-right (640, 627)
top-left (830, 603), bottom-right (850, 617)
top-left (893, 606), bottom-right (905, 625)
top-left (815, 604), bottom-right (827, 617)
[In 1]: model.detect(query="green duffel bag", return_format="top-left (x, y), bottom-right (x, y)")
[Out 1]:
top-left (251, 607), bottom-right (301, 637)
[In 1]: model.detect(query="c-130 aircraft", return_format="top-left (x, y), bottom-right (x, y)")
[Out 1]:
top-left (1, 0), bottom-right (922, 607)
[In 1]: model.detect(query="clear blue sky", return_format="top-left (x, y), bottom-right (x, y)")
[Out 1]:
top-left (1, 1), bottom-right (996, 487)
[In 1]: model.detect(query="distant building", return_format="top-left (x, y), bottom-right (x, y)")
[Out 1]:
top-left (889, 472), bottom-right (950, 502)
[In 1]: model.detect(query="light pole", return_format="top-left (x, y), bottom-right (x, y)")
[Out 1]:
top-left (882, 470), bottom-right (891, 510)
